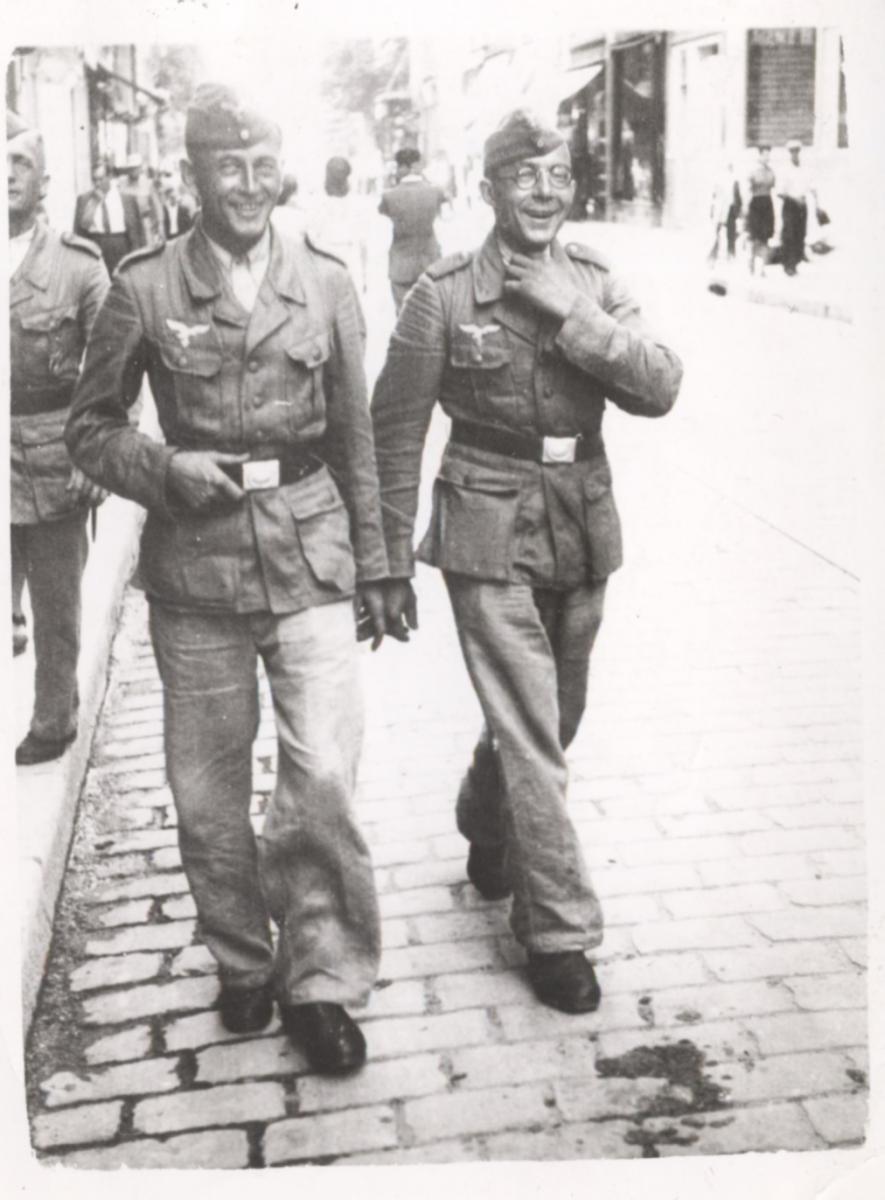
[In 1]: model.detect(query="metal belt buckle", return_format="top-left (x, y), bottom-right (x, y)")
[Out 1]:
top-left (242, 459), bottom-right (280, 491)
top-left (542, 436), bottom-right (578, 464)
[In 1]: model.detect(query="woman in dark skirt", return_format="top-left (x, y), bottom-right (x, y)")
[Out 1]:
top-left (746, 145), bottom-right (776, 276)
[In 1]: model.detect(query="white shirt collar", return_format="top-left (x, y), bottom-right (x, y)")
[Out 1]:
top-left (205, 225), bottom-right (272, 273)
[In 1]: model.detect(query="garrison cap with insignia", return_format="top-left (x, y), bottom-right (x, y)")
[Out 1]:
top-left (483, 109), bottom-right (566, 175)
top-left (185, 83), bottom-right (281, 156)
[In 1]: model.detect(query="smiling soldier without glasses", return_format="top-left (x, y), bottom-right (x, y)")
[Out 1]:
top-left (66, 84), bottom-right (390, 1075)
top-left (372, 110), bottom-right (683, 1014)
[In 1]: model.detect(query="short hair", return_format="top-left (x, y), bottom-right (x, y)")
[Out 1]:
top-left (324, 156), bottom-right (351, 197)
top-left (395, 146), bottom-right (421, 169)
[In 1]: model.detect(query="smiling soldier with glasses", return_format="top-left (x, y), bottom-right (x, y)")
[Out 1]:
top-left (371, 109), bottom-right (683, 1015)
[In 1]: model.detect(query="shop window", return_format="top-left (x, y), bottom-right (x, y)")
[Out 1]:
top-left (746, 27), bottom-right (816, 147)
top-left (611, 34), bottom-right (666, 209)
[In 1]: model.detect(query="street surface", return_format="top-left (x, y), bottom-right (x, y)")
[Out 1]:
top-left (24, 209), bottom-right (866, 1166)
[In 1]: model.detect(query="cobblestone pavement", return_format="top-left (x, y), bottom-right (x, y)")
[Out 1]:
top-left (23, 244), bottom-right (867, 1168)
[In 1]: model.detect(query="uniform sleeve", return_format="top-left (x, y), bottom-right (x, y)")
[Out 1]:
top-left (65, 271), bottom-right (178, 515)
top-left (370, 272), bottom-right (447, 577)
top-left (77, 254), bottom-right (111, 343)
top-left (322, 268), bottom-right (390, 584)
top-left (554, 269), bottom-right (683, 418)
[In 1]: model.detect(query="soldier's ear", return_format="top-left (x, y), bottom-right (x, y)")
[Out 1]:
top-left (180, 158), bottom-right (196, 194)
top-left (479, 178), bottom-right (494, 209)
top-left (39, 173), bottom-right (50, 203)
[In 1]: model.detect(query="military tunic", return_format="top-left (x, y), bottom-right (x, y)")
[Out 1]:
top-left (10, 221), bottom-right (109, 744)
top-left (372, 231), bottom-right (682, 586)
top-left (11, 222), bottom-right (109, 523)
top-left (66, 221), bottom-right (388, 612)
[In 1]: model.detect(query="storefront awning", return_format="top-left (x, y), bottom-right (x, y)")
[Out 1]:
top-left (559, 63), bottom-right (604, 102)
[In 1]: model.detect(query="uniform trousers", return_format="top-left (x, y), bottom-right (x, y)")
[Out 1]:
top-left (149, 598), bottom-right (380, 1005)
top-left (445, 575), bottom-right (607, 953)
top-left (11, 509), bottom-right (88, 740)
top-left (781, 197), bottom-right (808, 274)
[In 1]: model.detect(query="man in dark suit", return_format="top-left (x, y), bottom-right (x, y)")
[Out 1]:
top-left (156, 160), bottom-right (195, 239)
top-left (378, 147), bottom-right (446, 313)
top-left (73, 160), bottom-right (145, 274)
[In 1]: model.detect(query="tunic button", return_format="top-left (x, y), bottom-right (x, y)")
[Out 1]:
top-left (248, 360), bottom-right (260, 372)
top-left (252, 393), bottom-right (265, 407)
top-left (177, 354), bottom-right (187, 366)
top-left (543, 384), bottom-right (554, 398)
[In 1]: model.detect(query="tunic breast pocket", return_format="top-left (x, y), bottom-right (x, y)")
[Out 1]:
top-left (448, 326), bottom-right (514, 423)
top-left (15, 306), bottom-right (82, 383)
top-left (283, 332), bottom-right (330, 434)
top-left (157, 338), bottom-right (224, 440)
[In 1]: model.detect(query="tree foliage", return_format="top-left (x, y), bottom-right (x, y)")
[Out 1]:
top-left (320, 37), bottom-right (408, 146)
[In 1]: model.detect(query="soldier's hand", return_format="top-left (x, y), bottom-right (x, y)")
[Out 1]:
top-left (503, 253), bottom-right (581, 321)
top-left (66, 466), bottom-right (109, 506)
top-left (355, 583), bottom-right (387, 650)
top-left (166, 450), bottom-right (249, 513)
top-left (383, 579), bottom-right (418, 643)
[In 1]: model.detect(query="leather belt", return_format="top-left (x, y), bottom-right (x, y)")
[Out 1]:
top-left (219, 448), bottom-right (323, 491)
top-left (450, 419), bottom-right (595, 465)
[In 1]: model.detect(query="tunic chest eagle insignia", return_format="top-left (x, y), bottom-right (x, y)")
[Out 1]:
top-left (458, 323), bottom-right (501, 353)
top-left (166, 318), bottom-right (211, 349)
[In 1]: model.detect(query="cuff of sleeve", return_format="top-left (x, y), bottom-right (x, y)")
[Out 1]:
top-left (383, 549), bottom-right (416, 578)
top-left (356, 565), bottom-right (391, 586)
top-left (152, 445), bottom-right (184, 520)
top-left (554, 292), bottom-right (620, 367)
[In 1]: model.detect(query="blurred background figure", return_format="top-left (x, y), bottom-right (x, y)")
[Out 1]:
top-left (156, 157), bottom-right (195, 239)
top-left (73, 159), bottom-right (145, 274)
top-left (778, 138), bottom-right (817, 277)
top-left (707, 160), bottom-right (742, 266)
top-left (745, 144), bottom-right (776, 277)
top-left (121, 152), bottom-right (163, 244)
top-left (306, 156), bottom-right (368, 293)
top-left (378, 146), bottom-right (446, 313)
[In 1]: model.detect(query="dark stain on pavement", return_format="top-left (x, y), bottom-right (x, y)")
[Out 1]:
top-left (596, 1038), bottom-right (731, 1158)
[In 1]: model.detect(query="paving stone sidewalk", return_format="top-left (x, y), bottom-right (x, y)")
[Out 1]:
top-left (24, 437), bottom-right (867, 1167)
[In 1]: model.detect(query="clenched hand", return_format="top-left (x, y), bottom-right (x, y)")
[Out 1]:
top-left (503, 253), bottom-right (582, 322)
top-left (166, 450), bottom-right (249, 513)
top-left (67, 466), bottom-right (109, 506)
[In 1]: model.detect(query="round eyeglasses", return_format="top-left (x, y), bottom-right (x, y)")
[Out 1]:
top-left (498, 164), bottom-right (574, 190)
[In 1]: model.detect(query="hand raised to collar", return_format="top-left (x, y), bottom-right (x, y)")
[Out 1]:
top-left (502, 252), bottom-right (581, 322)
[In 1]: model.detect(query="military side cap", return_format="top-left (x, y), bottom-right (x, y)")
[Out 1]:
top-left (7, 109), bottom-right (30, 139)
top-left (484, 109), bottom-right (566, 175)
top-left (185, 83), bottom-right (281, 155)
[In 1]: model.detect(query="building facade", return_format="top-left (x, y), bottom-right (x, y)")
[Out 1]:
top-left (6, 45), bottom-right (166, 232)
top-left (665, 27), bottom-right (849, 229)
top-left (402, 26), bottom-right (849, 231)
